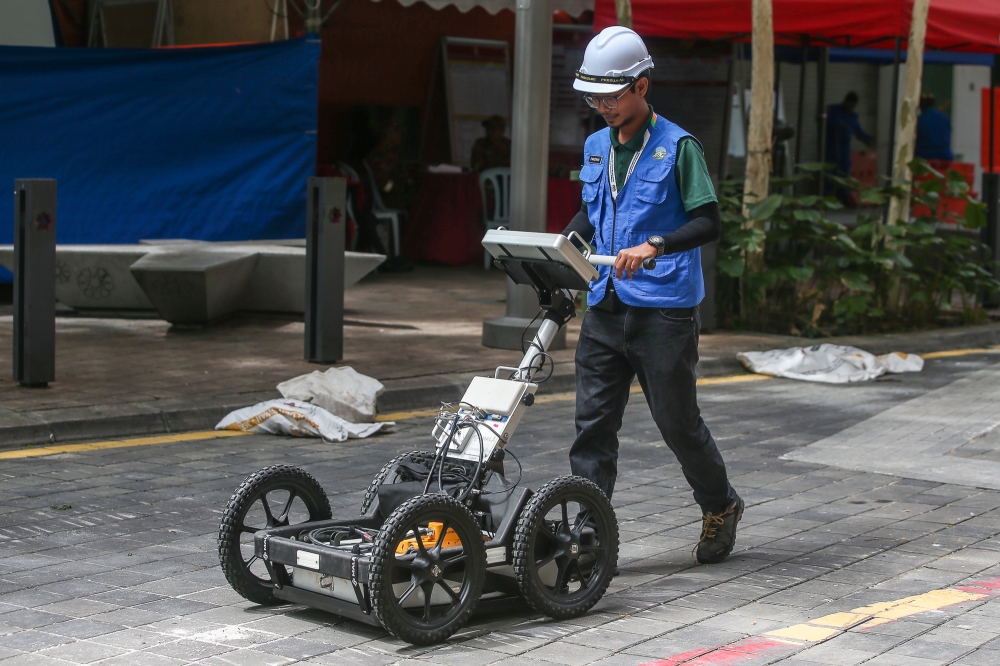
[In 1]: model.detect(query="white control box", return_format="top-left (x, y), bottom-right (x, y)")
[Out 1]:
top-left (432, 377), bottom-right (537, 462)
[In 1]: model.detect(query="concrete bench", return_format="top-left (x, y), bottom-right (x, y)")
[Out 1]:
top-left (0, 242), bottom-right (385, 324)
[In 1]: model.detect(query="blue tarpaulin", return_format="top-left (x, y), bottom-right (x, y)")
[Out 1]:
top-left (0, 38), bottom-right (321, 283)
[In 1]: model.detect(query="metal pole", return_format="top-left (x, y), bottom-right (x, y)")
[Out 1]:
top-left (13, 180), bottom-right (57, 388)
top-left (983, 57), bottom-right (1000, 307)
top-left (794, 36), bottom-right (808, 165)
top-left (304, 177), bottom-right (346, 363)
top-left (886, 36), bottom-right (902, 182)
top-left (816, 47), bottom-right (828, 191)
top-left (483, 0), bottom-right (560, 350)
top-left (304, 0), bottom-right (322, 34)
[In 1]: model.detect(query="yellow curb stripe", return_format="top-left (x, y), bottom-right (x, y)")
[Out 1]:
top-left (0, 431), bottom-right (248, 460)
top-left (375, 373), bottom-right (771, 422)
top-left (921, 347), bottom-right (1000, 359)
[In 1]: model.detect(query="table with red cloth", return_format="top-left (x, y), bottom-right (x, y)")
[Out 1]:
top-left (402, 172), bottom-right (583, 266)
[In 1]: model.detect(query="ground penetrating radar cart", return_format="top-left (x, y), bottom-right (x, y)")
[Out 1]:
top-left (217, 229), bottom-right (655, 644)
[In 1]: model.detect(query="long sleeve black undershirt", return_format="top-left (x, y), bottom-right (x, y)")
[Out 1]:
top-left (561, 200), bottom-right (721, 255)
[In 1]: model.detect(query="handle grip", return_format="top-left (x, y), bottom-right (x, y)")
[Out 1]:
top-left (586, 254), bottom-right (656, 270)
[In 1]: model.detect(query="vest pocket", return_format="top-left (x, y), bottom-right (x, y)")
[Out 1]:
top-left (579, 164), bottom-right (603, 203)
top-left (634, 166), bottom-right (670, 204)
top-left (627, 231), bottom-right (681, 296)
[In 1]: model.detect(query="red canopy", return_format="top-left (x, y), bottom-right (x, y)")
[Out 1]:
top-left (594, 0), bottom-right (1000, 53)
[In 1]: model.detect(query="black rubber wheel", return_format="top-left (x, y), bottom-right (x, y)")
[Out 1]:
top-left (512, 475), bottom-right (619, 619)
top-left (218, 465), bottom-right (332, 605)
top-left (369, 493), bottom-right (486, 645)
top-left (360, 450), bottom-right (435, 515)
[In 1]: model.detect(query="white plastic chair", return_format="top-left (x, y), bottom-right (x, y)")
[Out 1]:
top-left (362, 161), bottom-right (405, 257)
top-left (479, 167), bottom-right (511, 269)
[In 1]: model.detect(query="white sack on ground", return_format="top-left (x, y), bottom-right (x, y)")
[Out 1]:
top-left (215, 399), bottom-right (391, 441)
top-left (737, 344), bottom-right (924, 384)
top-left (277, 366), bottom-right (384, 423)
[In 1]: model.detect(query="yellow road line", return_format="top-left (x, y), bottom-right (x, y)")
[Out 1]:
top-left (375, 373), bottom-right (771, 422)
top-left (764, 585), bottom-right (990, 643)
top-left (0, 431), bottom-right (247, 460)
top-left (921, 347), bottom-right (1000, 359)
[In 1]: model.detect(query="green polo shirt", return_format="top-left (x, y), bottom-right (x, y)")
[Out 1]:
top-left (609, 105), bottom-right (717, 211)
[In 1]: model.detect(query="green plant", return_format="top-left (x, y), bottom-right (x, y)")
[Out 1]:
top-left (715, 160), bottom-right (999, 336)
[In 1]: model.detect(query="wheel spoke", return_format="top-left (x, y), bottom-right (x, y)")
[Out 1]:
top-left (443, 552), bottom-right (467, 568)
top-left (432, 520), bottom-right (451, 554)
top-left (533, 550), bottom-right (560, 570)
top-left (240, 524), bottom-right (259, 534)
top-left (574, 559), bottom-right (592, 587)
top-left (574, 508), bottom-right (591, 532)
top-left (260, 497), bottom-right (275, 527)
top-left (437, 580), bottom-right (460, 603)
top-left (422, 582), bottom-right (433, 621)
top-left (397, 580), bottom-right (418, 605)
top-left (538, 521), bottom-right (559, 543)
top-left (407, 524), bottom-right (430, 558)
top-left (393, 556), bottom-right (417, 570)
top-left (277, 489), bottom-right (298, 524)
top-left (245, 554), bottom-right (258, 568)
top-left (560, 501), bottom-right (569, 532)
top-left (552, 560), bottom-right (569, 592)
top-left (580, 543), bottom-right (606, 553)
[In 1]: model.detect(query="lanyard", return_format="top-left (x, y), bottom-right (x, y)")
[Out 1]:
top-left (608, 128), bottom-right (650, 201)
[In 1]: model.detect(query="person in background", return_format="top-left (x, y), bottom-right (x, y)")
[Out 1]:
top-left (915, 93), bottom-right (954, 162)
top-left (825, 91), bottom-right (873, 205)
top-left (470, 115), bottom-right (511, 172)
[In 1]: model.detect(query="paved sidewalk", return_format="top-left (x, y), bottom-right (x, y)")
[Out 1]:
top-left (3, 264), bottom-right (1000, 446)
top-left (1, 352), bottom-right (999, 664)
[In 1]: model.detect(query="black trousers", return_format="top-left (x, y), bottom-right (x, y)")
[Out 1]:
top-left (569, 302), bottom-right (737, 513)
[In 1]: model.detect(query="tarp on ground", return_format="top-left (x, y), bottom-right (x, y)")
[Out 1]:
top-left (594, 0), bottom-right (1000, 54)
top-left (0, 38), bottom-right (321, 282)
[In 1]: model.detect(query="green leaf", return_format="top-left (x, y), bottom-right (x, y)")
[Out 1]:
top-left (787, 266), bottom-right (815, 281)
top-left (793, 209), bottom-right (822, 223)
top-left (840, 272), bottom-right (873, 292)
top-left (860, 188), bottom-right (885, 204)
top-left (964, 202), bottom-right (987, 229)
top-left (796, 195), bottom-right (819, 207)
top-left (882, 225), bottom-right (907, 236)
top-left (717, 257), bottom-right (745, 277)
top-left (747, 194), bottom-right (783, 221)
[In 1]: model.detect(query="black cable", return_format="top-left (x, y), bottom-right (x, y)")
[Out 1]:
top-left (519, 309), bottom-right (543, 354)
top-left (479, 448), bottom-right (523, 497)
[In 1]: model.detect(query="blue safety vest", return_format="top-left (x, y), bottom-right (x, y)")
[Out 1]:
top-left (578, 113), bottom-right (705, 309)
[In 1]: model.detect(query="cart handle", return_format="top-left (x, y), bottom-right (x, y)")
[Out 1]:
top-left (566, 231), bottom-right (656, 271)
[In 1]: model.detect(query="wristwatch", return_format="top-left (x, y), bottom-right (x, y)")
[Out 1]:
top-left (646, 235), bottom-right (665, 257)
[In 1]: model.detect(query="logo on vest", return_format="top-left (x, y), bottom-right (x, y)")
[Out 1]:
top-left (588, 155), bottom-right (603, 164)
top-left (653, 146), bottom-right (667, 160)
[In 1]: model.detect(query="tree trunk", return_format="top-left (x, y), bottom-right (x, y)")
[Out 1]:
top-left (741, 0), bottom-right (774, 274)
top-left (886, 0), bottom-right (930, 226)
top-left (614, 0), bottom-right (632, 28)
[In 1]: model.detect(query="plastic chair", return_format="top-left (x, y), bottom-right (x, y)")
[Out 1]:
top-left (362, 161), bottom-right (405, 257)
top-left (479, 167), bottom-right (511, 269)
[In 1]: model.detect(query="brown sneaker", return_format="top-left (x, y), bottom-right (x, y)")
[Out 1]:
top-left (693, 497), bottom-right (744, 564)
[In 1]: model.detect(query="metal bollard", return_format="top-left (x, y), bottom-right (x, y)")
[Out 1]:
top-left (982, 173), bottom-right (1000, 308)
top-left (13, 179), bottom-right (57, 387)
top-left (304, 177), bottom-right (345, 363)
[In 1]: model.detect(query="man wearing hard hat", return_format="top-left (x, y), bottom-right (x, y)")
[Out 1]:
top-left (564, 27), bottom-right (743, 564)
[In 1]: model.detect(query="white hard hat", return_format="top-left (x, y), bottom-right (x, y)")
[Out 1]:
top-left (574, 26), bottom-right (654, 94)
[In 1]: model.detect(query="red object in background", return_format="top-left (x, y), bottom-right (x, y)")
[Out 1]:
top-left (402, 174), bottom-right (585, 265)
top-left (594, 0), bottom-right (1000, 53)
top-left (912, 160), bottom-right (976, 223)
top-left (403, 172), bottom-right (484, 266)
top-left (850, 150), bottom-right (878, 188)
top-left (981, 88), bottom-right (1000, 174)
top-left (547, 178), bottom-right (583, 233)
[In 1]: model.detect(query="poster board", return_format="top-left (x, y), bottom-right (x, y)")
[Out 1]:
top-left (442, 37), bottom-right (511, 168)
